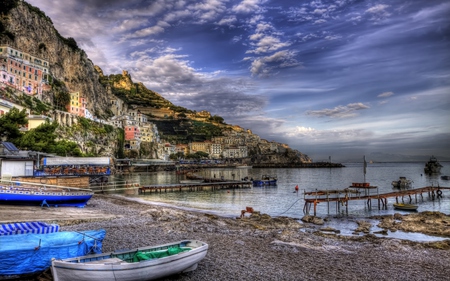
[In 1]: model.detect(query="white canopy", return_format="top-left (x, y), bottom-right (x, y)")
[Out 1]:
top-left (42, 157), bottom-right (111, 166)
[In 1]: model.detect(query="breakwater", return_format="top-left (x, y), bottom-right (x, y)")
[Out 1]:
top-left (252, 162), bottom-right (345, 168)
top-left (127, 162), bottom-right (345, 173)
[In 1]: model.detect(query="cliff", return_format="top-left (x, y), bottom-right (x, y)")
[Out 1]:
top-left (1, 1), bottom-right (110, 118)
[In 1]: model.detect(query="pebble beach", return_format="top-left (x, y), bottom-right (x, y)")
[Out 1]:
top-left (55, 194), bottom-right (450, 281)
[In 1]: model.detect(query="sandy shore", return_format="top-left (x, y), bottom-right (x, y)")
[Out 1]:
top-left (41, 194), bottom-right (449, 281)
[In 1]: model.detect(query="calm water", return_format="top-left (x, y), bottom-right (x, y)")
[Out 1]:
top-left (113, 162), bottom-right (450, 219)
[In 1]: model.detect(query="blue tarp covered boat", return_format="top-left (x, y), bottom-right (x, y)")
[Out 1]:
top-left (0, 229), bottom-right (105, 279)
top-left (0, 221), bottom-right (59, 236)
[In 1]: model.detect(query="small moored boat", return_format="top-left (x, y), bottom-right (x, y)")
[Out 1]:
top-left (252, 175), bottom-right (277, 186)
top-left (424, 155), bottom-right (442, 174)
top-left (391, 177), bottom-right (413, 189)
top-left (51, 240), bottom-right (208, 281)
top-left (441, 175), bottom-right (450, 180)
top-left (393, 203), bottom-right (418, 211)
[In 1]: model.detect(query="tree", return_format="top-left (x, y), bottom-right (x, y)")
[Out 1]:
top-left (19, 121), bottom-right (58, 152)
top-left (19, 121), bottom-right (82, 156)
top-left (169, 152), bottom-right (184, 160)
top-left (0, 108), bottom-right (28, 142)
top-left (53, 90), bottom-right (70, 111)
top-left (65, 37), bottom-right (79, 50)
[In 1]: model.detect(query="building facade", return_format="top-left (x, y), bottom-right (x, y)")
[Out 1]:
top-left (0, 45), bottom-right (50, 98)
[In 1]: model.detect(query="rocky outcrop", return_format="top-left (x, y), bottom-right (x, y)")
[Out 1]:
top-left (376, 211), bottom-right (450, 237)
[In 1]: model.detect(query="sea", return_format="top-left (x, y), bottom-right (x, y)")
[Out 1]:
top-left (111, 162), bottom-right (450, 242)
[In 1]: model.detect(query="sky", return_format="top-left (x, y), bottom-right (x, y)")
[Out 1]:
top-left (27, 0), bottom-right (450, 162)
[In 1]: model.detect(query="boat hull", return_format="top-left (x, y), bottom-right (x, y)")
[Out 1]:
top-left (393, 203), bottom-right (418, 211)
top-left (0, 191), bottom-right (93, 207)
top-left (252, 180), bottom-right (277, 186)
top-left (51, 240), bottom-right (208, 281)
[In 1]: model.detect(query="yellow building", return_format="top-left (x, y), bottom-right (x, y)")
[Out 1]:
top-left (67, 92), bottom-right (86, 117)
top-left (27, 115), bottom-right (52, 130)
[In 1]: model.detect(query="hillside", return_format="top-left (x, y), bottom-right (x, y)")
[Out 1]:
top-left (0, 0), bottom-right (312, 163)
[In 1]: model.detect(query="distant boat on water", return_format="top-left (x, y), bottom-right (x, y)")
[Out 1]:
top-left (393, 203), bottom-right (418, 211)
top-left (391, 177), bottom-right (413, 189)
top-left (252, 175), bottom-right (277, 186)
top-left (236, 165), bottom-right (252, 169)
top-left (424, 156), bottom-right (442, 174)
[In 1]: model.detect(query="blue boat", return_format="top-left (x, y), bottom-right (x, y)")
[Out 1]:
top-left (0, 180), bottom-right (94, 208)
top-left (252, 175), bottom-right (277, 186)
top-left (0, 229), bottom-right (106, 279)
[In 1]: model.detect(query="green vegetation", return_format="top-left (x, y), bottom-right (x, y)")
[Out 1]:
top-left (185, 151), bottom-right (209, 159)
top-left (21, 95), bottom-right (51, 115)
top-left (19, 121), bottom-right (82, 156)
top-left (0, 109), bottom-right (82, 156)
top-left (0, 108), bottom-right (27, 142)
top-left (209, 115), bottom-right (225, 124)
top-left (53, 90), bottom-right (70, 111)
top-left (0, 0), bottom-right (18, 16)
top-left (169, 152), bottom-right (185, 160)
top-left (63, 37), bottom-right (79, 51)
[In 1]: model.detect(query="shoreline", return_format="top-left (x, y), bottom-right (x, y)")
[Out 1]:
top-left (60, 195), bottom-right (450, 280)
top-left (2, 194), bottom-right (450, 280)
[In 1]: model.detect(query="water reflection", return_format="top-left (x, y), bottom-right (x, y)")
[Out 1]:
top-left (110, 162), bottom-right (450, 220)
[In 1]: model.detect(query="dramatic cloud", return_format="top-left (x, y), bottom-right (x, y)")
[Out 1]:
top-left (306, 103), bottom-right (370, 118)
top-left (26, 0), bottom-right (450, 161)
top-left (378, 92), bottom-right (394, 98)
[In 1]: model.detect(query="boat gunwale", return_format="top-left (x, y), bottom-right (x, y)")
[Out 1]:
top-left (52, 240), bottom-right (208, 265)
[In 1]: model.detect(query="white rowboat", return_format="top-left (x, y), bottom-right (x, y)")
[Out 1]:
top-left (51, 240), bottom-right (208, 281)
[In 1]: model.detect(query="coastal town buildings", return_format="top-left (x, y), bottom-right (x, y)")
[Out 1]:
top-left (1, 44), bottom-right (300, 162)
top-left (0, 45), bottom-right (49, 99)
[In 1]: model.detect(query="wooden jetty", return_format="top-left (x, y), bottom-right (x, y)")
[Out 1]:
top-left (139, 181), bottom-right (252, 194)
top-left (303, 185), bottom-right (449, 216)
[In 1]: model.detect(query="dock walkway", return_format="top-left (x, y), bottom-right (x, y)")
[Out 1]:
top-left (303, 185), bottom-right (449, 216)
top-left (139, 181), bottom-right (252, 194)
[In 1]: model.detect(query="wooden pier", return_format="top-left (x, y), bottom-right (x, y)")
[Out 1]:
top-left (303, 185), bottom-right (449, 216)
top-left (139, 181), bottom-right (252, 194)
